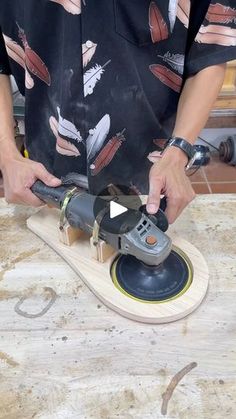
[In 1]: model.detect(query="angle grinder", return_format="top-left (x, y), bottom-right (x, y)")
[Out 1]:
top-left (31, 180), bottom-right (193, 303)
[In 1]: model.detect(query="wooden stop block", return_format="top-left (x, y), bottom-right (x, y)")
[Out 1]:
top-left (58, 220), bottom-right (83, 246)
top-left (58, 218), bottom-right (115, 263)
top-left (90, 237), bottom-right (115, 263)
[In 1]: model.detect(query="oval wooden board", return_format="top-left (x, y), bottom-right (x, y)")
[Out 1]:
top-left (27, 207), bottom-right (209, 324)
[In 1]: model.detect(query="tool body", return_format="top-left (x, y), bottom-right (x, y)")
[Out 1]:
top-left (32, 181), bottom-right (171, 266)
top-left (31, 180), bottom-right (192, 303)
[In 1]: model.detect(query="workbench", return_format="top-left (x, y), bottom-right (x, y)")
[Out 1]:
top-left (0, 195), bottom-right (235, 419)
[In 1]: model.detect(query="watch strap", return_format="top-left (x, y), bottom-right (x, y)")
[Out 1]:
top-left (163, 137), bottom-right (195, 160)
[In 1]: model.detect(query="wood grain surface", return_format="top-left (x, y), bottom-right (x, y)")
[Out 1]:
top-left (0, 195), bottom-right (235, 418)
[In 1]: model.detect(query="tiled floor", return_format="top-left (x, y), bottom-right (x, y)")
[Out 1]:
top-left (189, 153), bottom-right (236, 194)
top-left (0, 153), bottom-right (236, 197)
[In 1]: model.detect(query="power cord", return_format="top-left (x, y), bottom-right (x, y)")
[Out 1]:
top-left (197, 136), bottom-right (219, 152)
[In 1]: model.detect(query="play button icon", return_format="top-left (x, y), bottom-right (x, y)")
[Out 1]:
top-left (93, 184), bottom-right (143, 235)
top-left (110, 201), bottom-right (128, 219)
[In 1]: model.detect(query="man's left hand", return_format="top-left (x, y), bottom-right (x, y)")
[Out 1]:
top-left (146, 147), bottom-right (196, 224)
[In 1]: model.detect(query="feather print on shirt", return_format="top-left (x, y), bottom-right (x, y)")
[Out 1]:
top-left (49, 0), bottom-right (82, 15)
top-left (25, 68), bottom-right (35, 89)
top-left (3, 34), bottom-right (25, 68)
top-left (177, 0), bottom-right (191, 29)
top-left (82, 41), bottom-right (97, 68)
top-left (157, 52), bottom-right (184, 74)
top-left (149, 2), bottom-right (169, 43)
top-left (57, 107), bottom-right (83, 142)
top-left (17, 24), bottom-right (51, 86)
top-left (147, 150), bottom-right (162, 163)
top-left (90, 129), bottom-right (126, 176)
top-left (86, 114), bottom-right (111, 159)
top-left (3, 34), bottom-right (35, 89)
top-left (56, 136), bottom-right (81, 156)
top-left (196, 24), bottom-right (236, 46)
top-left (206, 3), bottom-right (236, 24)
top-left (49, 116), bottom-right (81, 157)
top-left (149, 64), bottom-right (182, 93)
top-left (168, 0), bottom-right (178, 32)
top-left (84, 60), bottom-right (111, 97)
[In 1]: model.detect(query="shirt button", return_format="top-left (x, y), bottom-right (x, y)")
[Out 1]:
top-left (86, 40), bottom-right (93, 48)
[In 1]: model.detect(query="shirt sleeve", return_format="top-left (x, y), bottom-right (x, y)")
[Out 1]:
top-left (0, 28), bottom-right (11, 75)
top-left (185, 0), bottom-right (236, 77)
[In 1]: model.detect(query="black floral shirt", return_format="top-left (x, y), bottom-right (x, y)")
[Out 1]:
top-left (1, 0), bottom-right (236, 194)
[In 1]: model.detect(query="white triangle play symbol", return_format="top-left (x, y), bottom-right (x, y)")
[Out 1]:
top-left (110, 201), bottom-right (128, 219)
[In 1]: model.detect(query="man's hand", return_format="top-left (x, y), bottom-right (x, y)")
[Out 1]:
top-left (1, 152), bottom-right (61, 206)
top-left (147, 64), bottom-right (225, 223)
top-left (147, 147), bottom-right (195, 224)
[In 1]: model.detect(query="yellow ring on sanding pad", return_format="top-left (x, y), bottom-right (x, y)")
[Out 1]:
top-left (110, 246), bottom-right (193, 304)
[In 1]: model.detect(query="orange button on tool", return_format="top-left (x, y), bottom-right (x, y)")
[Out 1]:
top-left (145, 235), bottom-right (157, 246)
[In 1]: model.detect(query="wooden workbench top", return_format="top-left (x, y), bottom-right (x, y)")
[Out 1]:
top-left (0, 195), bottom-right (235, 419)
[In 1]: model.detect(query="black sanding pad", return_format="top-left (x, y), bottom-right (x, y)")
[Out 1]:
top-left (111, 250), bottom-right (192, 302)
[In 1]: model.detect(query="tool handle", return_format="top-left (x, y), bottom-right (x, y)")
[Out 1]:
top-left (31, 180), bottom-right (67, 208)
top-left (31, 180), bottom-right (96, 233)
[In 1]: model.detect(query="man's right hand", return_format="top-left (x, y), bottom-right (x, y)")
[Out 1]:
top-left (1, 152), bottom-right (61, 207)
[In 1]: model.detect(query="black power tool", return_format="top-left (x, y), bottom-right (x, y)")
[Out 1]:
top-left (31, 180), bottom-right (193, 303)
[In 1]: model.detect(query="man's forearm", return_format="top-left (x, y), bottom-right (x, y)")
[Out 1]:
top-left (0, 75), bottom-right (19, 168)
top-left (173, 64), bottom-right (226, 144)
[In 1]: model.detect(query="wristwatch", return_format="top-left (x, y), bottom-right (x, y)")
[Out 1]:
top-left (161, 136), bottom-right (197, 170)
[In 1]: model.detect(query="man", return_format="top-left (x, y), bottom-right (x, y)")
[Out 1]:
top-left (0, 0), bottom-right (235, 223)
